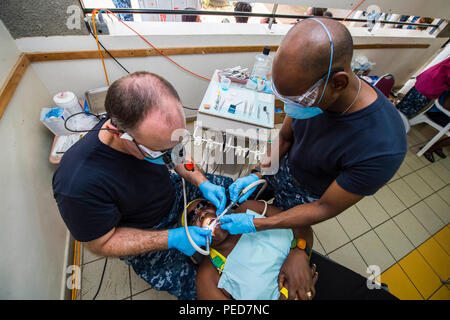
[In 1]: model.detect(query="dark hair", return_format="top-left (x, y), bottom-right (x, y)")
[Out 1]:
top-left (235, 2), bottom-right (252, 23)
top-left (105, 71), bottom-right (181, 131)
top-left (324, 11), bottom-right (333, 17)
top-left (182, 7), bottom-right (198, 22)
top-left (261, 17), bottom-right (277, 24)
top-left (311, 7), bottom-right (324, 16)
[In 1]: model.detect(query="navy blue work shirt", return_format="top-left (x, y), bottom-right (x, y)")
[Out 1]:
top-left (52, 119), bottom-right (175, 242)
top-left (288, 84), bottom-right (407, 196)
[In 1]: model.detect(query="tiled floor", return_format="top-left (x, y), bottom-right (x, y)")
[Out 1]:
top-left (74, 123), bottom-right (449, 300)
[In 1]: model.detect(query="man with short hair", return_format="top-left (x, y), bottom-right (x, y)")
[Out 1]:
top-left (224, 18), bottom-right (407, 299)
top-left (234, 2), bottom-right (252, 23)
top-left (52, 71), bottom-right (232, 299)
top-left (182, 7), bottom-right (201, 22)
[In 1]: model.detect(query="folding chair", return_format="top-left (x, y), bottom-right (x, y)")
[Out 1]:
top-left (409, 97), bottom-right (450, 157)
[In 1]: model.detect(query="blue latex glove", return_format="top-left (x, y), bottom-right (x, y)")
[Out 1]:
top-left (219, 213), bottom-right (257, 235)
top-left (168, 226), bottom-right (212, 256)
top-left (199, 180), bottom-right (227, 215)
top-left (229, 174), bottom-right (259, 203)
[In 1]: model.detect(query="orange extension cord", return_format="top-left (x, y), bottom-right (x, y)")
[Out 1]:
top-left (71, 240), bottom-right (80, 300)
top-left (343, 0), bottom-right (367, 22)
top-left (91, 8), bottom-right (211, 86)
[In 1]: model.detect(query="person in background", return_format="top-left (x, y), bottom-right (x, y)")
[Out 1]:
top-left (416, 17), bottom-right (433, 31)
top-left (112, 0), bottom-right (133, 21)
top-left (422, 92), bottom-right (449, 162)
top-left (182, 7), bottom-right (201, 22)
top-left (406, 16), bottom-right (421, 29)
top-left (396, 57), bottom-right (449, 119)
top-left (324, 11), bottom-right (333, 18)
top-left (260, 17), bottom-right (277, 24)
top-left (234, 2), bottom-right (252, 23)
top-left (395, 15), bottom-right (409, 28)
top-left (305, 7), bottom-right (324, 17)
top-left (397, 57), bottom-right (450, 162)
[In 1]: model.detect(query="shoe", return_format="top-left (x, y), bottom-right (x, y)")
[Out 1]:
top-left (434, 148), bottom-right (447, 159)
top-left (423, 149), bottom-right (435, 163)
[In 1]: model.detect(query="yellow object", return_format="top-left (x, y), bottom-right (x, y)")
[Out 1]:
top-left (381, 264), bottom-right (422, 300)
top-left (399, 250), bottom-right (442, 299)
top-left (280, 287), bottom-right (289, 299)
top-left (92, 10), bottom-right (110, 86)
top-left (209, 247), bottom-right (227, 273)
top-left (181, 198), bottom-right (204, 227)
top-left (417, 237), bottom-right (450, 280)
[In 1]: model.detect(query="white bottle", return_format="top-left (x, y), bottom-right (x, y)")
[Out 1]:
top-left (251, 46), bottom-right (272, 80)
top-left (53, 91), bottom-right (81, 116)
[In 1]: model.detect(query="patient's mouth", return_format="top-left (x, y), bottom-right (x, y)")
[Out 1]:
top-left (201, 217), bottom-right (218, 236)
top-left (202, 217), bottom-right (216, 229)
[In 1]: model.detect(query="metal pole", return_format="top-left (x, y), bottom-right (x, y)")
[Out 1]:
top-left (83, 8), bottom-right (440, 28)
top-left (268, 4), bottom-right (278, 31)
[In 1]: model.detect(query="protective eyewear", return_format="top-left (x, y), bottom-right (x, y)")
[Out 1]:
top-left (187, 200), bottom-right (214, 225)
top-left (271, 68), bottom-right (344, 107)
top-left (120, 129), bottom-right (191, 160)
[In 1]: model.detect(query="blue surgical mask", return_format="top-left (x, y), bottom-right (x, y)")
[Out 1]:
top-left (284, 102), bottom-right (323, 119)
top-left (144, 156), bottom-right (166, 165)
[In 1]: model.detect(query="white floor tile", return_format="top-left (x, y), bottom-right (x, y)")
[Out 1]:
top-left (375, 220), bottom-right (414, 261)
top-left (353, 231), bottom-right (395, 273)
top-left (336, 206), bottom-right (371, 239)
top-left (424, 193), bottom-right (450, 224)
top-left (408, 201), bottom-right (445, 235)
top-left (130, 266), bottom-right (152, 295)
top-left (404, 151), bottom-right (427, 171)
top-left (312, 233), bottom-right (326, 256)
top-left (132, 289), bottom-right (178, 300)
top-left (328, 242), bottom-right (368, 277)
top-left (312, 218), bottom-right (350, 254)
top-left (389, 179), bottom-right (421, 208)
top-left (437, 186), bottom-right (450, 206)
top-left (396, 161), bottom-right (413, 177)
top-left (81, 258), bottom-right (130, 300)
top-left (374, 185), bottom-right (406, 217)
top-left (393, 210), bottom-right (430, 247)
top-left (429, 162), bottom-right (450, 184)
top-left (403, 172), bottom-right (434, 200)
top-left (82, 245), bottom-right (103, 265)
top-left (416, 166), bottom-right (446, 191)
top-left (355, 196), bottom-right (390, 227)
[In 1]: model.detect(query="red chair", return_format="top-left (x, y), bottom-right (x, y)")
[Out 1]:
top-left (374, 74), bottom-right (395, 98)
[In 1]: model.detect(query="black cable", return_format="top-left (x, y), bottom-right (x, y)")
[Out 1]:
top-left (183, 106), bottom-right (199, 111)
top-left (92, 258), bottom-right (108, 300)
top-left (83, 13), bottom-right (131, 75)
top-left (89, 31), bottom-right (131, 74)
top-left (63, 111), bottom-right (123, 134)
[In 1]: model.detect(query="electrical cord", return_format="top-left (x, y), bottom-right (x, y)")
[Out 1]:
top-left (90, 8), bottom-right (211, 84)
top-left (182, 106), bottom-right (199, 111)
top-left (63, 111), bottom-right (125, 134)
top-left (92, 258), bottom-right (108, 300)
top-left (89, 31), bottom-right (131, 74)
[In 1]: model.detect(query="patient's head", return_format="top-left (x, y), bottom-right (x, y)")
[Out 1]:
top-left (185, 199), bottom-right (229, 245)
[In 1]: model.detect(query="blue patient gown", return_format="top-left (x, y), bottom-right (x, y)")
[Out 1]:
top-left (217, 211), bottom-right (293, 300)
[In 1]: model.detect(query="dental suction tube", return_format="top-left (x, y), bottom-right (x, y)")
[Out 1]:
top-left (182, 178), bottom-right (268, 256)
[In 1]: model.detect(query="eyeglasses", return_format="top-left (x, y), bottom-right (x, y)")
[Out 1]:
top-left (271, 68), bottom-right (344, 107)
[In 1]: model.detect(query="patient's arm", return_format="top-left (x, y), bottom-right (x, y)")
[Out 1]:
top-left (237, 200), bottom-right (316, 300)
top-left (196, 257), bottom-right (231, 300)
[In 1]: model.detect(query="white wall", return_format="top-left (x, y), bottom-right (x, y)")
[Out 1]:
top-left (0, 20), bottom-right (69, 299)
top-left (14, 23), bottom-right (448, 118)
